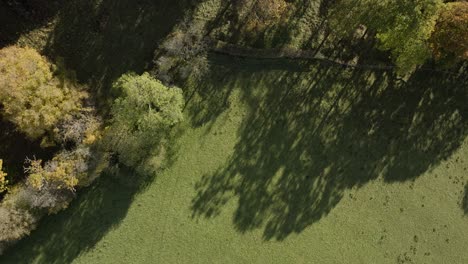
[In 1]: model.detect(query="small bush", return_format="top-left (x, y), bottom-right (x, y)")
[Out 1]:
top-left (0, 206), bottom-right (38, 243)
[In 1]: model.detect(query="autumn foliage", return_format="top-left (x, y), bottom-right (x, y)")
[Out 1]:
top-left (0, 46), bottom-right (87, 140)
top-left (430, 2), bottom-right (468, 62)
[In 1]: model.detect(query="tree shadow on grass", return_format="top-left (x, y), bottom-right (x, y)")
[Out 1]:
top-left (185, 53), bottom-right (311, 128)
top-left (190, 54), bottom-right (468, 240)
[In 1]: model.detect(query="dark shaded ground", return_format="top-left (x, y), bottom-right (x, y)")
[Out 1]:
top-left (0, 0), bottom-right (62, 47)
top-left (0, 121), bottom-right (56, 185)
top-left (190, 54), bottom-right (468, 240)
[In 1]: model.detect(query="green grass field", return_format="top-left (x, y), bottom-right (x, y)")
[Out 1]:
top-left (3, 54), bottom-right (467, 263)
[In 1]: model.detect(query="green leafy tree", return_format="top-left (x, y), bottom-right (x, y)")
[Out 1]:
top-left (105, 73), bottom-right (184, 173)
top-left (331, 0), bottom-right (444, 74)
top-left (430, 1), bottom-right (468, 63)
top-left (0, 46), bottom-right (87, 140)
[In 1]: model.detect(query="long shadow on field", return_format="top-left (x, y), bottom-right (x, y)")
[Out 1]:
top-left (2, 171), bottom-right (149, 264)
top-left (43, 0), bottom-right (190, 107)
top-left (191, 55), bottom-right (468, 240)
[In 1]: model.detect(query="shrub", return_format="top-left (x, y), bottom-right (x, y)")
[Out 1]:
top-left (17, 181), bottom-right (75, 214)
top-left (25, 110), bottom-right (101, 195)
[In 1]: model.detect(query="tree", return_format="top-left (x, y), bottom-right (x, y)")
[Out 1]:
top-left (330, 0), bottom-right (444, 74)
top-left (430, 1), bottom-right (468, 63)
top-left (105, 73), bottom-right (184, 173)
top-left (0, 46), bottom-right (87, 140)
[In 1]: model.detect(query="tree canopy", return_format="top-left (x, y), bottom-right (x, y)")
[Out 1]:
top-left (0, 46), bottom-right (87, 140)
top-left (105, 72), bottom-right (184, 173)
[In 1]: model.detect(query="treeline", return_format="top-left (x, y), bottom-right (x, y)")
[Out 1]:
top-left (0, 46), bottom-right (184, 252)
top-left (153, 0), bottom-right (467, 82)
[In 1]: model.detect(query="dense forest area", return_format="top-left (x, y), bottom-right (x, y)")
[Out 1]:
top-left (0, 0), bottom-right (467, 263)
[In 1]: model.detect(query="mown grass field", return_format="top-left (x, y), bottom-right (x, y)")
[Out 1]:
top-left (3, 53), bottom-right (468, 263)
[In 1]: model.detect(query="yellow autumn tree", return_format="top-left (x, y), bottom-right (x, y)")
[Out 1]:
top-left (0, 46), bottom-right (87, 140)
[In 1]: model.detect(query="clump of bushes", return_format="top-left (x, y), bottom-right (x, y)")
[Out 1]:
top-left (0, 46), bottom-right (106, 253)
top-left (0, 46), bottom-right (183, 253)
top-left (0, 206), bottom-right (38, 252)
top-left (153, 19), bottom-right (209, 84)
